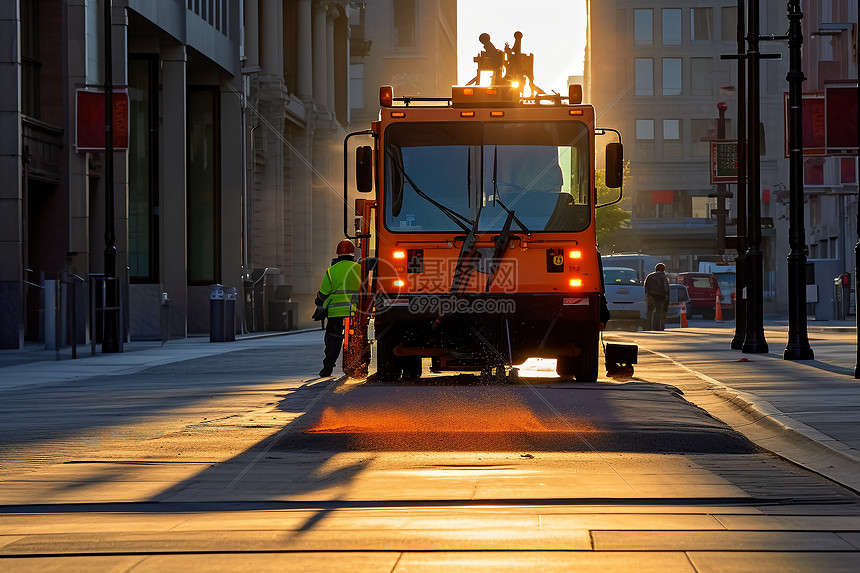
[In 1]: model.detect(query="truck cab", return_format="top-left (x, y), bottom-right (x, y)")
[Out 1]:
top-left (342, 33), bottom-right (623, 382)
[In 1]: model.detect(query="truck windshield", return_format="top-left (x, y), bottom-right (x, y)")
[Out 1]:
top-left (384, 121), bottom-right (590, 233)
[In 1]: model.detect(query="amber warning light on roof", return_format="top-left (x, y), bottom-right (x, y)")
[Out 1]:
top-left (452, 85), bottom-right (519, 106)
top-left (380, 85), bottom-right (394, 107)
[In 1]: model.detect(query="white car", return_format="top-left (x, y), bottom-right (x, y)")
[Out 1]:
top-left (603, 266), bottom-right (646, 330)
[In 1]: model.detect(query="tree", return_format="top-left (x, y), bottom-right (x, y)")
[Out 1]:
top-left (595, 165), bottom-right (631, 247)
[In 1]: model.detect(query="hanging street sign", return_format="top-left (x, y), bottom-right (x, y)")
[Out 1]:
top-left (710, 139), bottom-right (739, 184)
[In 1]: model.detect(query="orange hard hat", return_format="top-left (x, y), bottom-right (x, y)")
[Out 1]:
top-left (336, 239), bottom-right (355, 256)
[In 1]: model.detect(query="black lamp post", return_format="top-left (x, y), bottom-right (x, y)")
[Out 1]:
top-left (102, 0), bottom-right (119, 353)
top-left (855, 13), bottom-right (860, 377)
top-left (783, 0), bottom-right (813, 360)
top-left (742, 0), bottom-right (768, 353)
top-left (731, 0), bottom-right (748, 351)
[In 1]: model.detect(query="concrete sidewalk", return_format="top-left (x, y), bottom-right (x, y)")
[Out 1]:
top-left (0, 328), bottom-right (322, 391)
top-left (605, 318), bottom-right (860, 493)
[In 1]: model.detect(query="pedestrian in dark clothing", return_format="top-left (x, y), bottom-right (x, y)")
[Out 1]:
top-left (644, 262), bottom-right (670, 331)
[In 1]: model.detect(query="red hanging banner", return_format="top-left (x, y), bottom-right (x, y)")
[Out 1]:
top-left (75, 87), bottom-right (129, 152)
top-left (825, 84), bottom-right (859, 154)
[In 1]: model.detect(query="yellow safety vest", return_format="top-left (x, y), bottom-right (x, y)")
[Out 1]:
top-left (319, 260), bottom-right (361, 318)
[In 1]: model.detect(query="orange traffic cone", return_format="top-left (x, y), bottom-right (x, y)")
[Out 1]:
top-left (680, 304), bottom-right (688, 327)
top-left (714, 293), bottom-right (723, 321)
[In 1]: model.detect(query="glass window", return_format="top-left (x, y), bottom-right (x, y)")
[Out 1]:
top-left (636, 119), bottom-right (655, 140)
top-left (691, 118), bottom-right (712, 157)
top-left (721, 6), bottom-right (738, 42)
top-left (691, 8), bottom-right (713, 41)
top-left (691, 58), bottom-right (714, 96)
top-left (350, 63), bottom-right (365, 109)
top-left (662, 58), bottom-right (682, 96)
top-left (21, 0), bottom-right (40, 118)
top-left (392, 0), bottom-right (416, 49)
top-left (635, 58), bottom-right (654, 96)
top-left (603, 268), bottom-right (639, 285)
top-left (662, 9), bottom-right (681, 45)
top-left (129, 57), bottom-right (159, 282)
top-left (187, 88), bottom-right (220, 284)
top-left (655, 202), bottom-right (675, 218)
top-left (663, 119), bottom-right (680, 140)
top-left (634, 9), bottom-right (653, 45)
top-left (384, 121), bottom-right (592, 233)
top-left (691, 196), bottom-right (713, 218)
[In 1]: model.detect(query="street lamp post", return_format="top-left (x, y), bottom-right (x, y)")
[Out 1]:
top-left (731, 0), bottom-right (748, 351)
top-left (855, 15), bottom-right (860, 377)
top-left (102, 0), bottom-right (120, 353)
top-left (783, 0), bottom-right (813, 360)
top-left (742, 0), bottom-right (768, 353)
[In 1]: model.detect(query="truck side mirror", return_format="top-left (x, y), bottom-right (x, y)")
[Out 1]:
top-left (605, 142), bottom-right (623, 189)
top-left (356, 146), bottom-right (373, 193)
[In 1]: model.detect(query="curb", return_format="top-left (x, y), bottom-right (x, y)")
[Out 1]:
top-left (807, 326), bottom-right (857, 334)
top-left (643, 347), bottom-right (860, 495)
top-left (715, 387), bottom-right (860, 494)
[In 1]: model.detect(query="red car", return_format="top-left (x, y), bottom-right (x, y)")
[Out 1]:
top-left (676, 272), bottom-right (721, 319)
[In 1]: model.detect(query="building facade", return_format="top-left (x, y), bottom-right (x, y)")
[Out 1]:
top-left (348, 0), bottom-right (457, 130)
top-left (241, 0), bottom-right (353, 331)
top-left (587, 0), bottom-right (793, 312)
top-left (243, 0), bottom-right (457, 330)
top-left (588, 0), bottom-right (859, 315)
top-left (1, 0), bottom-right (458, 350)
top-left (0, 0), bottom-right (358, 349)
top-left (798, 0), bottom-right (859, 278)
top-left (2, 0), bottom-right (246, 349)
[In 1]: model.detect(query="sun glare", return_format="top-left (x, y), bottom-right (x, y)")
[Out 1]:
top-left (457, 1), bottom-right (587, 92)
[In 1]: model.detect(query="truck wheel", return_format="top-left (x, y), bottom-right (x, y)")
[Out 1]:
top-left (556, 356), bottom-right (577, 378)
top-left (401, 356), bottom-right (422, 380)
top-left (575, 352), bottom-right (599, 382)
top-left (558, 335), bottom-right (599, 382)
top-left (376, 335), bottom-right (402, 383)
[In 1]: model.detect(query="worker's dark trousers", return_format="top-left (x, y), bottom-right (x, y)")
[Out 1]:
top-left (322, 316), bottom-right (346, 373)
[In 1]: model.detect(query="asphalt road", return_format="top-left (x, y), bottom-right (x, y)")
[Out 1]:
top-left (2, 331), bottom-right (860, 571)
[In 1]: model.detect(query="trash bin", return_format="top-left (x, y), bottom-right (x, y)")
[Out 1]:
top-left (209, 284), bottom-right (225, 342)
top-left (225, 286), bottom-right (237, 342)
top-left (161, 292), bottom-right (170, 345)
top-left (835, 274), bottom-right (851, 320)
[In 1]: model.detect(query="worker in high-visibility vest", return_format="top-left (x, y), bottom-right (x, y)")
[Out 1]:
top-left (315, 239), bottom-right (361, 377)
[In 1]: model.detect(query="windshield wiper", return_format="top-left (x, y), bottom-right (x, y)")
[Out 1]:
top-left (484, 208), bottom-right (514, 293)
top-left (450, 199), bottom-right (484, 294)
top-left (491, 145), bottom-right (531, 234)
top-left (386, 149), bottom-right (472, 233)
